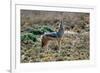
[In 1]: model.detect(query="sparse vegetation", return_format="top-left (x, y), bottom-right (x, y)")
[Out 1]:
top-left (21, 10), bottom-right (90, 63)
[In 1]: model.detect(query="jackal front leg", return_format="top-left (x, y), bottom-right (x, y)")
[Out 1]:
top-left (57, 38), bottom-right (61, 53)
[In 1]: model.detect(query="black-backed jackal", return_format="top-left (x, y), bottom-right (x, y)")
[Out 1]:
top-left (41, 20), bottom-right (64, 51)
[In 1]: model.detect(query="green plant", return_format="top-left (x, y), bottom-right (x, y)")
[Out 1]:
top-left (21, 33), bottom-right (37, 42)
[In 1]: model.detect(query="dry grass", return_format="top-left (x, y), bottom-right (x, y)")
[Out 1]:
top-left (20, 10), bottom-right (90, 63)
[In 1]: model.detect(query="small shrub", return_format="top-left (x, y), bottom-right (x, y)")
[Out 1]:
top-left (21, 33), bottom-right (37, 42)
top-left (29, 26), bottom-right (54, 35)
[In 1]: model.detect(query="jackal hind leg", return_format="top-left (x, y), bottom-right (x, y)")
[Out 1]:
top-left (42, 38), bottom-right (49, 52)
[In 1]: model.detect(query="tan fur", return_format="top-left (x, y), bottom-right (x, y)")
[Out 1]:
top-left (41, 35), bottom-right (62, 49)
